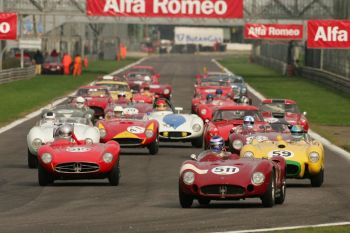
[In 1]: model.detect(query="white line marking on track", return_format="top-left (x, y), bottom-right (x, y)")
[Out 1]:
top-left (212, 221), bottom-right (350, 233)
top-left (212, 58), bottom-right (350, 161)
top-left (0, 57), bottom-right (147, 135)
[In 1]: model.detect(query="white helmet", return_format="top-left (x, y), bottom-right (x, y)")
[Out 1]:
top-left (144, 76), bottom-right (151, 82)
top-left (76, 96), bottom-right (85, 109)
top-left (113, 106), bottom-right (124, 115)
top-left (44, 111), bottom-right (56, 121)
top-left (243, 115), bottom-right (255, 129)
top-left (102, 75), bottom-right (113, 80)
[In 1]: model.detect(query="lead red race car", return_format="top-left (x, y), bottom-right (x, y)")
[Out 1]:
top-left (37, 124), bottom-right (121, 186)
top-left (203, 105), bottom-right (268, 149)
top-left (194, 77), bottom-right (234, 99)
top-left (259, 99), bottom-right (309, 132)
top-left (127, 65), bottom-right (160, 83)
top-left (178, 149), bottom-right (286, 208)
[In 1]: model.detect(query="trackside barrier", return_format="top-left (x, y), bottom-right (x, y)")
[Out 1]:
top-left (0, 66), bottom-right (35, 84)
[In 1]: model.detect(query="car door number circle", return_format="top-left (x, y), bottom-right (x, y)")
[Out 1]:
top-left (212, 166), bottom-right (239, 175)
top-left (268, 150), bottom-right (294, 158)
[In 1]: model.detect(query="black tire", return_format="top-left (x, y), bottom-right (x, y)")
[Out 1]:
top-left (179, 188), bottom-right (193, 208)
top-left (108, 161), bottom-right (120, 186)
top-left (310, 168), bottom-right (324, 187)
top-left (275, 179), bottom-right (286, 204)
top-left (191, 134), bottom-right (203, 148)
top-left (27, 149), bottom-right (38, 169)
top-left (198, 198), bottom-right (210, 205)
top-left (38, 164), bottom-right (54, 186)
top-left (261, 172), bottom-right (275, 208)
top-left (148, 136), bottom-right (159, 155)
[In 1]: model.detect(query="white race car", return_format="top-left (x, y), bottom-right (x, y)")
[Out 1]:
top-left (27, 106), bottom-right (100, 168)
top-left (148, 103), bottom-right (203, 148)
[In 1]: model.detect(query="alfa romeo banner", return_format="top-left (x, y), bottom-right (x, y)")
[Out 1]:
top-left (0, 12), bottom-right (17, 40)
top-left (87, 0), bottom-right (243, 19)
top-left (244, 23), bottom-right (303, 40)
top-left (307, 20), bottom-right (350, 48)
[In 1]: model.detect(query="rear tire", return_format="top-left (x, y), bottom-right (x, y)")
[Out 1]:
top-left (108, 161), bottom-right (120, 186)
top-left (191, 134), bottom-right (203, 148)
top-left (179, 188), bottom-right (193, 208)
top-left (27, 149), bottom-right (38, 169)
top-left (310, 168), bottom-right (324, 187)
top-left (261, 172), bottom-right (275, 208)
top-left (148, 136), bottom-right (159, 155)
top-left (275, 179), bottom-right (286, 204)
top-left (38, 164), bottom-right (54, 186)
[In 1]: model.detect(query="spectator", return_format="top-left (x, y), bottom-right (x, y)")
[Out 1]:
top-left (33, 50), bottom-right (44, 75)
top-left (73, 54), bottom-right (82, 76)
top-left (62, 53), bottom-right (72, 75)
top-left (50, 49), bottom-right (59, 57)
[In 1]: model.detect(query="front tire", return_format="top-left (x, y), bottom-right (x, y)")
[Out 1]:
top-left (108, 161), bottom-right (120, 186)
top-left (275, 179), bottom-right (286, 204)
top-left (310, 168), bottom-right (324, 187)
top-left (148, 136), bottom-right (159, 155)
top-left (179, 188), bottom-right (193, 208)
top-left (27, 149), bottom-right (38, 169)
top-left (38, 164), bottom-right (54, 186)
top-left (261, 172), bottom-right (275, 208)
top-left (191, 134), bottom-right (203, 148)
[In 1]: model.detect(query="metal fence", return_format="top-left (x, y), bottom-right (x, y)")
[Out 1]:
top-left (0, 66), bottom-right (35, 84)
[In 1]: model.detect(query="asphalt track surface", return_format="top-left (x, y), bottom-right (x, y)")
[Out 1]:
top-left (0, 54), bottom-right (349, 233)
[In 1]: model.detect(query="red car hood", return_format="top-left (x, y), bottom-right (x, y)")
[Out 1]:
top-left (195, 86), bottom-right (232, 96)
top-left (84, 96), bottom-right (109, 108)
top-left (213, 120), bottom-right (244, 140)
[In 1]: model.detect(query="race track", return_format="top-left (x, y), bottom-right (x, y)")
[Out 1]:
top-left (0, 54), bottom-right (349, 233)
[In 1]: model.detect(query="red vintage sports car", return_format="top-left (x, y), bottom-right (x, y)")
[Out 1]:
top-left (76, 86), bottom-right (113, 119)
top-left (194, 77), bottom-right (234, 98)
top-left (104, 102), bottom-right (153, 118)
top-left (203, 105), bottom-right (268, 149)
top-left (97, 109), bottom-right (159, 155)
top-left (37, 126), bottom-right (120, 186)
top-left (195, 98), bottom-right (237, 121)
top-left (128, 65), bottom-right (160, 83)
top-left (178, 150), bottom-right (286, 208)
top-left (260, 99), bottom-right (309, 132)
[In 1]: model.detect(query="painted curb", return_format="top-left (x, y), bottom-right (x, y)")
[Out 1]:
top-left (212, 58), bottom-right (350, 161)
top-left (0, 57), bottom-right (147, 135)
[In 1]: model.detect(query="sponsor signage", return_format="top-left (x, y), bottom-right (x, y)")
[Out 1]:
top-left (0, 12), bottom-right (17, 40)
top-left (244, 23), bottom-right (303, 40)
top-left (175, 27), bottom-right (223, 45)
top-left (87, 0), bottom-right (243, 19)
top-left (307, 20), bottom-right (350, 48)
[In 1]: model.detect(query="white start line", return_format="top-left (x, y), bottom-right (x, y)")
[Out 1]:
top-left (212, 58), bottom-right (350, 163)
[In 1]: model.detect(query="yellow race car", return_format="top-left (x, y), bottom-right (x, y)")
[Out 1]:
top-left (240, 134), bottom-right (324, 187)
top-left (95, 80), bottom-right (132, 101)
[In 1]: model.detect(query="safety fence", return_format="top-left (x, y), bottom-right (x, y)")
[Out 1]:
top-left (0, 66), bottom-right (35, 84)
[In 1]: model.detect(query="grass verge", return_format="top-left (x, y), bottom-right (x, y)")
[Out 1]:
top-left (0, 58), bottom-right (138, 127)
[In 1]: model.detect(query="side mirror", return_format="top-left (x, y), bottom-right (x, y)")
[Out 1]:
top-left (190, 154), bottom-right (197, 160)
top-left (303, 111), bottom-right (307, 116)
top-left (175, 107), bottom-right (183, 114)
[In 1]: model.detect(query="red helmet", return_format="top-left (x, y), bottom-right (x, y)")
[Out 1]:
top-left (155, 99), bottom-right (167, 111)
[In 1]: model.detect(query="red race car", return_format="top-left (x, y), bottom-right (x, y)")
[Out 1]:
top-left (76, 86), bottom-right (113, 119)
top-left (179, 150), bottom-right (286, 208)
top-left (194, 77), bottom-right (234, 98)
top-left (128, 65), bottom-right (160, 83)
top-left (203, 105), bottom-right (268, 149)
top-left (42, 56), bottom-right (64, 74)
top-left (195, 98), bottom-right (237, 121)
top-left (97, 107), bottom-right (159, 155)
top-left (37, 124), bottom-right (121, 186)
top-left (104, 102), bottom-right (153, 119)
top-left (259, 99), bottom-right (309, 132)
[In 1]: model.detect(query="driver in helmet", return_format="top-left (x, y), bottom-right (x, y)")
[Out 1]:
top-left (42, 111), bottom-right (57, 124)
top-left (206, 94), bottom-right (214, 104)
top-left (56, 124), bottom-right (74, 141)
top-left (113, 105), bottom-right (124, 118)
top-left (155, 99), bottom-right (167, 111)
top-left (290, 125), bottom-right (305, 141)
top-left (141, 85), bottom-right (152, 97)
top-left (242, 115), bottom-right (255, 129)
top-left (144, 75), bottom-right (151, 83)
top-left (215, 89), bottom-right (223, 97)
top-left (75, 96), bottom-right (86, 109)
top-left (209, 136), bottom-right (230, 158)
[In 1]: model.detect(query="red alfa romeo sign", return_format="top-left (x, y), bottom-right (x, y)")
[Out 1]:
top-left (0, 13), bottom-right (17, 40)
top-left (307, 20), bottom-right (350, 48)
top-left (244, 23), bottom-right (303, 40)
top-left (87, 0), bottom-right (243, 19)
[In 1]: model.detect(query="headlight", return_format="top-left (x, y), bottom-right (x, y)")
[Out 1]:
top-left (200, 109), bottom-right (207, 115)
top-left (232, 140), bottom-right (243, 150)
top-left (99, 128), bottom-right (106, 139)
top-left (183, 171), bottom-right (195, 185)
top-left (41, 153), bottom-right (52, 164)
top-left (32, 138), bottom-right (42, 150)
top-left (192, 123), bottom-right (201, 132)
top-left (243, 151), bottom-right (254, 158)
top-left (145, 129), bottom-right (154, 138)
top-left (309, 152), bottom-right (320, 163)
top-left (252, 172), bottom-right (265, 185)
top-left (85, 138), bottom-right (93, 144)
top-left (85, 113), bottom-right (93, 119)
top-left (103, 152), bottom-right (113, 163)
top-left (163, 89), bottom-right (170, 95)
top-left (241, 87), bottom-right (247, 94)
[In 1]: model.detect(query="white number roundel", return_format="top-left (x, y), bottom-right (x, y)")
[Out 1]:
top-left (268, 150), bottom-right (294, 158)
top-left (66, 147), bottom-right (91, 153)
top-left (127, 126), bottom-right (144, 134)
top-left (211, 166), bottom-right (239, 175)
top-left (0, 22), bottom-right (10, 34)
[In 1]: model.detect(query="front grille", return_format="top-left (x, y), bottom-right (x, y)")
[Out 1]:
top-left (114, 138), bottom-right (143, 145)
top-left (90, 106), bottom-right (104, 116)
top-left (160, 132), bottom-right (191, 138)
top-left (286, 164), bottom-right (300, 176)
top-left (55, 162), bottom-right (99, 173)
top-left (201, 185), bottom-right (245, 195)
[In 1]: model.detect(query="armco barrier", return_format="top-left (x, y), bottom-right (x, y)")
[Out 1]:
top-left (0, 66), bottom-right (35, 84)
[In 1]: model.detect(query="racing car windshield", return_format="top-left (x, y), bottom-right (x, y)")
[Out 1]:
top-left (213, 110), bottom-right (264, 121)
top-left (261, 103), bottom-right (300, 114)
top-left (127, 72), bottom-right (152, 81)
top-left (77, 88), bottom-right (109, 97)
top-left (57, 117), bottom-right (89, 125)
top-left (95, 83), bottom-right (130, 92)
top-left (130, 68), bottom-right (155, 75)
top-left (200, 79), bottom-right (229, 87)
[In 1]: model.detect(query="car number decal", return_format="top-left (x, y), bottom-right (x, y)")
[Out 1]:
top-left (204, 89), bottom-right (215, 93)
top-left (123, 107), bottom-right (139, 115)
top-left (211, 166), bottom-right (239, 175)
top-left (127, 126), bottom-right (145, 134)
top-left (268, 150), bottom-right (294, 158)
top-left (246, 135), bottom-right (269, 144)
top-left (66, 147), bottom-right (91, 152)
